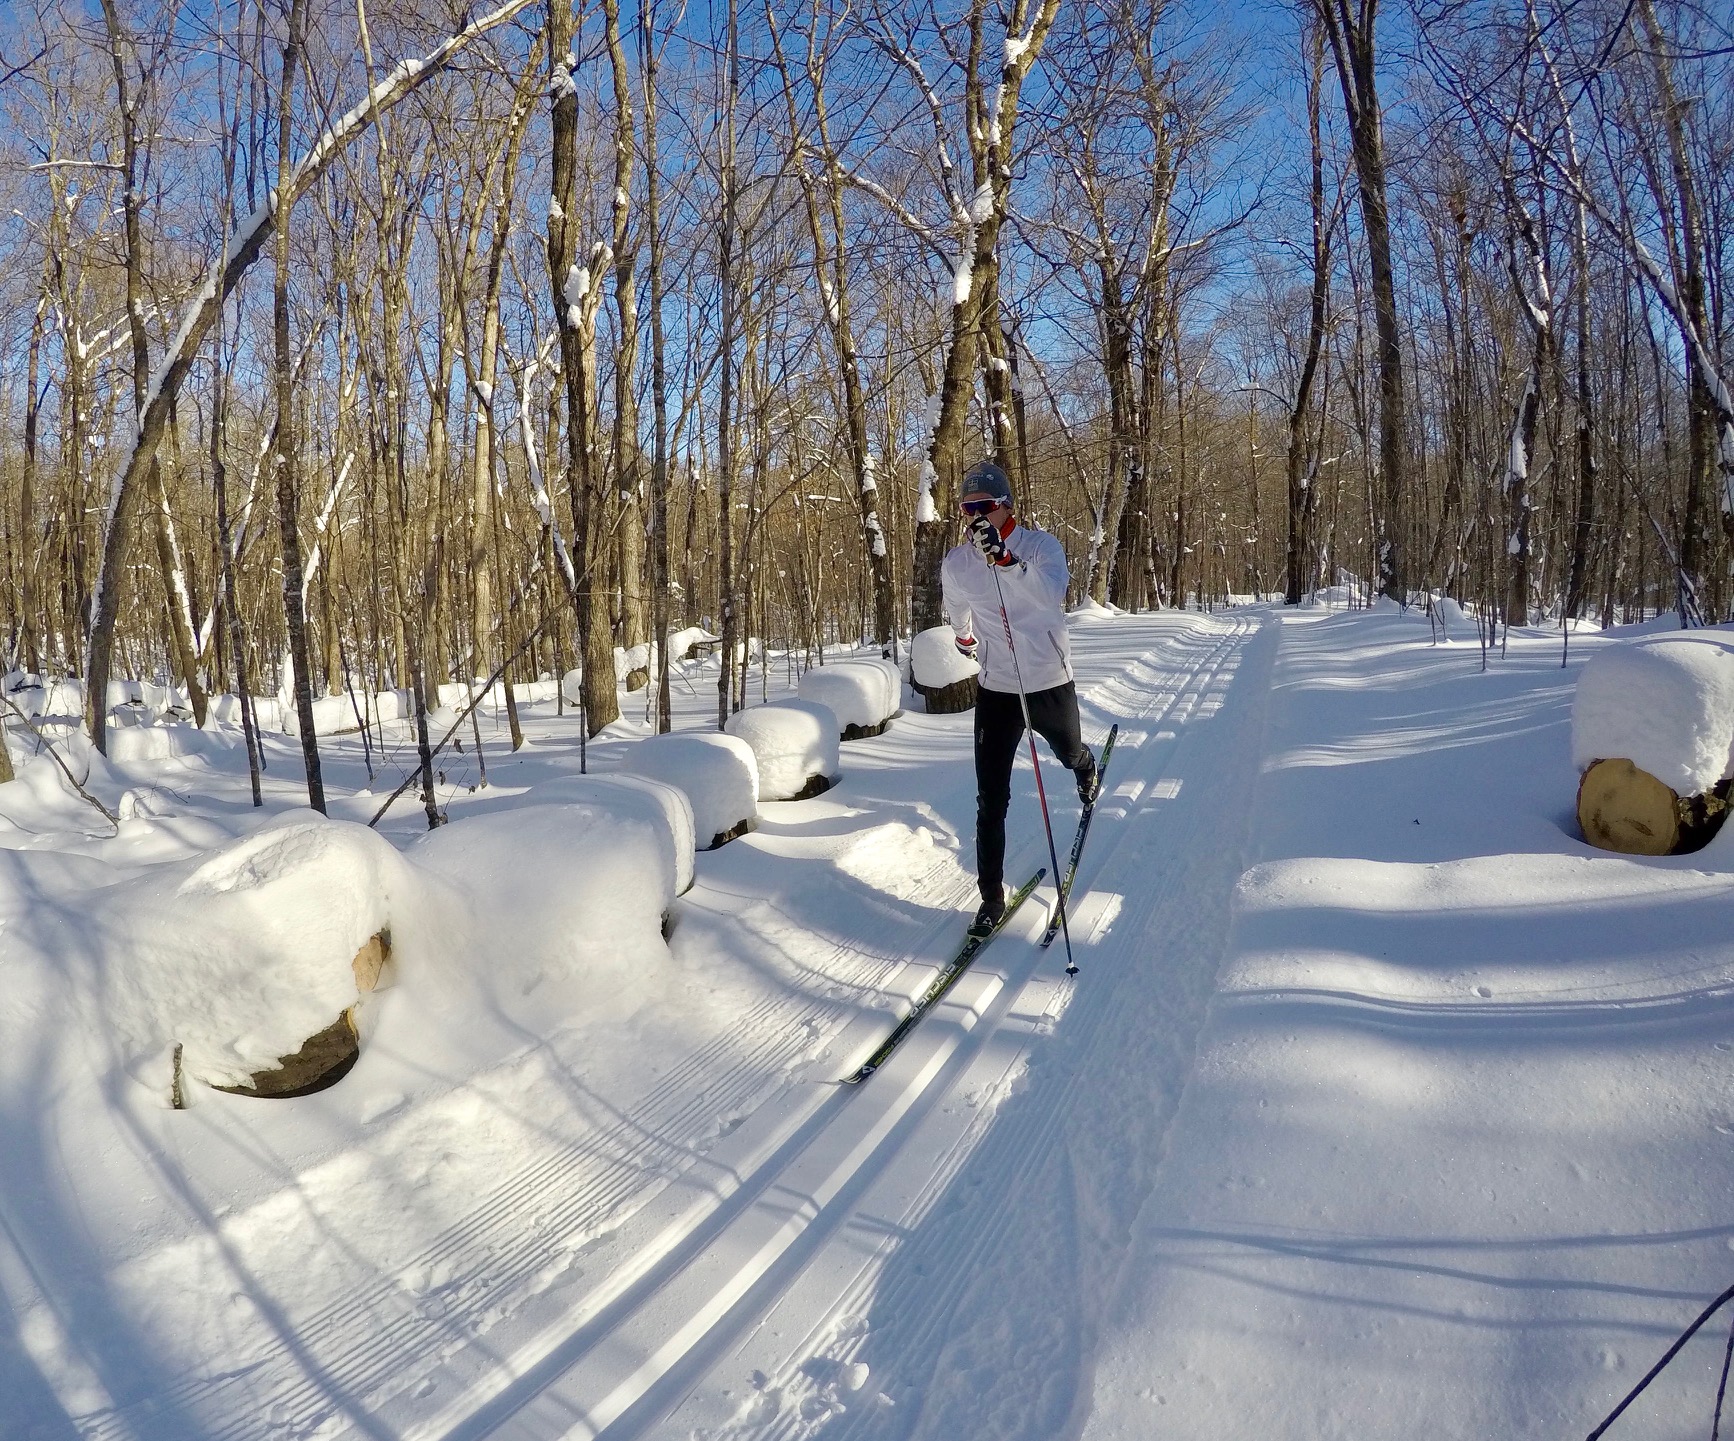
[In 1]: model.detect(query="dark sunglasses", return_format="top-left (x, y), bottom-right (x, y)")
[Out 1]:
top-left (960, 497), bottom-right (1002, 516)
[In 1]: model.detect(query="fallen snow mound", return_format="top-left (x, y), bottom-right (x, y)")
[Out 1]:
top-left (1572, 631), bottom-right (1734, 795)
top-left (911, 625), bottom-right (979, 689)
top-left (535, 772), bottom-right (697, 893)
top-left (43, 813), bottom-right (408, 1090)
top-left (799, 660), bottom-right (899, 733)
top-left (726, 699), bottom-right (840, 800)
top-left (619, 732), bottom-right (759, 847)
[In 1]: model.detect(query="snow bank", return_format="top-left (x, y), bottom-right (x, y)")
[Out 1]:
top-left (619, 732), bottom-right (758, 847)
top-left (6, 674), bottom-right (199, 723)
top-left (211, 688), bottom-right (412, 730)
top-left (436, 678), bottom-right (559, 712)
top-left (911, 625), bottom-right (979, 690)
top-left (105, 722), bottom-right (213, 765)
top-left (799, 660), bottom-right (899, 735)
top-left (725, 699), bottom-right (840, 800)
top-left (1070, 597), bottom-right (1120, 620)
top-left (1571, 631), bottom-right (1734, 794)
top-left (43, 814), bottom-right (408, 1090)
top-left (536, 772), bottom-right (697, 894)
top-left (281, 694), bottom-right (365, 737)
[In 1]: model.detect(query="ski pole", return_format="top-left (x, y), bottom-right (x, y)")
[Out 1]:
top-left (989, 561), bottom-right (1077, 975)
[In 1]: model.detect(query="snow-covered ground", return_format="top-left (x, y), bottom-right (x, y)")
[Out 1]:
top-left (3, 604), bottom-right (1731, 1441)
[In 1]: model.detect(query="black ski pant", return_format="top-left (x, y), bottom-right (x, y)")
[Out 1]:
top-left (974, 680), bottom-right (1090, 903)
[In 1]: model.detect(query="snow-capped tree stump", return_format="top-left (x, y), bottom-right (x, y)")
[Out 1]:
top-left (798, 660), bottom-right (900, 740)
top-left (910, 625), bottom-right (979, 714)
top-left (1572, 633), bottom-right (1734, 856)
top-left (726, 699), bottom-right (840, 800)
top-left (913, 675), bottom-right (978, 715)
top-left (1576, 758), bottom-right (1730, 856)
top-left (620, 732), bottom-right (759, 849)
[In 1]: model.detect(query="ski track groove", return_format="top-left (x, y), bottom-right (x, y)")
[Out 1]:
top-left (634, 616), bottom-right (1262, 1440)
top-left (77, 833), bottom-right (977, 1441)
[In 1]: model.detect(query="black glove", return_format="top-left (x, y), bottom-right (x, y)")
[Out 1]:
top-left (969, 516), bottom-right (1010, 565)
top-left (954, 632), bottom-right (978, 661)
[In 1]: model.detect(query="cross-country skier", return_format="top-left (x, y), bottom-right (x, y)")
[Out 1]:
top-left (944, 459), bottom-right (1098, 937)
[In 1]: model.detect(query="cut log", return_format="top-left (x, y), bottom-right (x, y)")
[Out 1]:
top-left (914, 675), bottom-right (978, 715)
top-left (351, 929), bottom-right (393, 992)
top-left (788, 772), bottom-right (836, 800)
top-left (1577, 757), bottom-right (1731, 856)
top-left (213, 1008), bottom-right (359, 1099)
top-left (709, 815), bottom-right (757, 849)
top-left (211, 930), bottom-right (389, 1099)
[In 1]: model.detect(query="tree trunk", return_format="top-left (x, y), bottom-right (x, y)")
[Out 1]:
top-left (643, 0), bottom-right (673, 731)
top-left (1317, 0), bottom-right (1406, 602)
top-left (272, 0), bottom-right (325, 811)
top-left (1286, 24), bottom-right (1330, 605)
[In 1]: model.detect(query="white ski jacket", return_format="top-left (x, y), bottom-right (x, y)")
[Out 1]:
top-left (941, 521), bottom-right (1074, 695)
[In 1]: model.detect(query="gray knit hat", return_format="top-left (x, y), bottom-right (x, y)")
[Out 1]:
top-left (961, 459), bottom-right (1013, 506)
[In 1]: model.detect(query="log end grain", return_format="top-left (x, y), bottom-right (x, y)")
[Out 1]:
top-left (1577, 757), bottom-right (1731, 856)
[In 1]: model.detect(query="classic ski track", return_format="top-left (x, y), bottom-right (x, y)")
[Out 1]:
top-left (626, 616), bottom-right (1262, 1439)
top-left (78, 809), bottom-right (978, 1441)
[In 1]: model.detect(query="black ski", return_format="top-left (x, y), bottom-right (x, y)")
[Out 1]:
top-left (1040, 724), bottom-right (1119, 952)
top-left (842, 868), bottom-right (1046, 1085)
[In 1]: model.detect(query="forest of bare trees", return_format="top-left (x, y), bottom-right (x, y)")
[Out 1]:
top-left (0, 0), bottom-right (1730, 807)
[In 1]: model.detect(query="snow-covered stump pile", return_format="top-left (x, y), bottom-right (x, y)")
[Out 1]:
top-left (535, 773), bottom-right (697, 894)
top-left (910, 624), bottom-right (979, 714)
top-left (1572, 632), bottom-right (1734, 855)
top-left (620, 732), bottom-right (759, 848)
top-left (668, 625), bottom-right (721, 661)
top-left (94, 816), bottom-right (407, 1101)
top-left (725, 699), bottom-right (840, 800)
top-left (797, 659), bottom-right (901, 740)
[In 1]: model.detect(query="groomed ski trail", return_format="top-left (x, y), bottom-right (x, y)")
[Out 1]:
top-left (597, 610), bottom-right (1277, 1440)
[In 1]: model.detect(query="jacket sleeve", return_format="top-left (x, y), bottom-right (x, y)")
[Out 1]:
top-left (1011, 531), bottom-right (1069, 616)
top-left (941, 549), bottom-right (974, 638)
